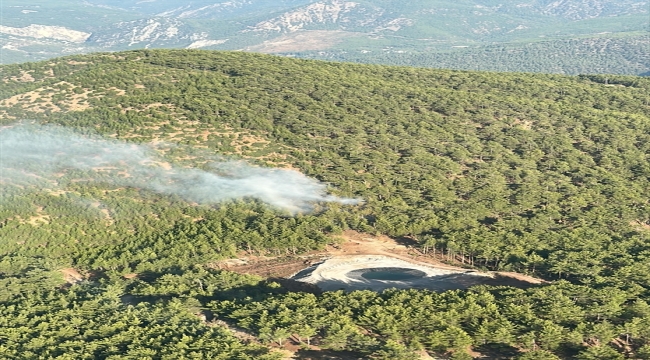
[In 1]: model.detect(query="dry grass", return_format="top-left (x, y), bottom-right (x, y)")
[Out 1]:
top-left (1, 68), bottom-right (56, 84)
top-left (631, 220), bottom-right (650, 231)
top-left (60, 268), bottom-right (84, 284)
top-left (2, 82), bottom-right (90, 113)
top-left (16, 206), bottom-right (51, 226)
top-left (0, 82), bottom-right (126, 118)
top-left (114, 118), bottom-right (297, 167)
top-left (2, 70), bottom-right (35, 83)
top-left (47, 189), bottom-right (70, 197)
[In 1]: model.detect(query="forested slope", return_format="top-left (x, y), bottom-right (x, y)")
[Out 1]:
top-left (292, 34), bottom-right (650, 76)
top-left (1, 50), bottom-right (650, 359)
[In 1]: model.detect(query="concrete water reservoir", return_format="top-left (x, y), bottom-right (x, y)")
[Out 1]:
top-left (291, 255), bottom-right (492, 292)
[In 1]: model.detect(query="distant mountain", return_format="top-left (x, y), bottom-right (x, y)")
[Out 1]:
top-left (533, 0), bottom-right (648, 20)
top-left (1, 0), bottom-right (647, 74)
top-left (84, 0), bottom-right (313, 18)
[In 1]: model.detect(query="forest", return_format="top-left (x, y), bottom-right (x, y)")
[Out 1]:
top-left (290, 35), bottom-right (650, 76)
top-left (1, 49), bottom-right (650, 359)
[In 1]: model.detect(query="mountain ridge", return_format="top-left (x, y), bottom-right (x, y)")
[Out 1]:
top-left (1, 0), bottom-right (647, 75)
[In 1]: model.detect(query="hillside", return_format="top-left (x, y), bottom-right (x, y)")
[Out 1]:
top-left (1, 50), bottom-right (650, 359)
top-left (1, 0), bottom-right (648, 75)
top-left (290, 34), bottom-right (650, 75)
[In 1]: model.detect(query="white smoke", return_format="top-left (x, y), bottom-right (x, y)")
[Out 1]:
top-left (0, 124), bottom-right (359, 212)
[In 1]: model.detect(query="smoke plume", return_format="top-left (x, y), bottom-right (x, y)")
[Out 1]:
top-left (0, 124), bottom-right (359, 212)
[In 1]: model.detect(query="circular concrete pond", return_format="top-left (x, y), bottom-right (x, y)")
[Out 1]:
top-left (290, 255), bottom-right (493, 292)
top-left (347, 267), bottom-right (427, 281)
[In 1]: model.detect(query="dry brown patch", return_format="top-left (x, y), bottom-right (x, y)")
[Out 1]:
top-left (416, 350), bottom-right (435, 359)
top-left (512, 118), bottom-right (533, 130)
top-left (0, 81), bottom-right (96, 113)
top-left (255, 152), bottom-right (302, 170)
top-left (0, 81), bottom-right (127, 116)
top-left (99, 208), bottom-right (114, 225)
top-left (231, 132), bottom-right (270, 153)
top-left (107, 87), bottom-right (126, 96)
top-left (60, 268), bottom-right (84, 284)
top-left (196, 129), bottom-right (214, 141)
top-left (18, 206), bottom-right (51, 226)
top-left (631, 220), bottom-right (650, 231)
top-left (214, 230), bottom-right (452, 278)
top-left (3, 70), bottom-right (35, 83)
top-left (493, 271), bottom-right (546, 285)
top-left (109, 120), bottom-right (299, 169)
top-left (119, 133), bottom-right (144, 139)
top-left (1, 68), bottom-right (55, 85)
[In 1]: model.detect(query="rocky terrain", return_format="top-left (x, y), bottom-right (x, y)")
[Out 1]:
top-left (1, 0), bottom-right (647, 70)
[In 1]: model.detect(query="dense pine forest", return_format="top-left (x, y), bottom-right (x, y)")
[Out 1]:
top-left (1, 50), bottom-right (650, 359)
top-left (293, 35), bottom-right (650, 76)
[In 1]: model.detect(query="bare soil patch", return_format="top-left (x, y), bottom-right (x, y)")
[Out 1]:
top-left (60, 268), bottom-right (84, 284)
top-left (1, 82), bottom-right (87, 113)
top-left (0, 82), bottom-right (125, 117)
top-left (631, 219), bottom-right (650, 231)
top-left (16, 206), bottom-right (51, 226)
top-left (218, 230), bottom-right (544, 289)
top-left (2, 70), bottom-right (35, 83)
top-left (296, 255), bottom-right (493, 292)
top-left (121, 121), bottom-right (297, 167)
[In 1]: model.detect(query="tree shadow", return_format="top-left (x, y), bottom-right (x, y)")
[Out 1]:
top-left (292, 349), bottom-right (364, 360)
top-left (119, 281), bottom-right (286, 307)
top-left (135, 266), bottom-right (186, 281)
top-left (267, 277), bottom-right (322, 294)
top-left (393, 235), bottom-right (420, 248)
top-left (116, 264), bottom-right (543, 309)
top-left (473, 343), bottom-right (520, 359)
top-left (116, 268), bottom-right (322, 307)
top-left (478, 273), bottom-right (543, 289)
top-left (304, 270), bottom-right (542, 293)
